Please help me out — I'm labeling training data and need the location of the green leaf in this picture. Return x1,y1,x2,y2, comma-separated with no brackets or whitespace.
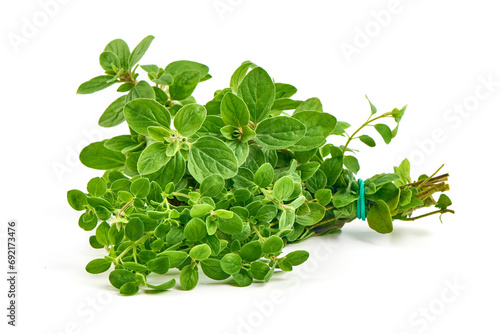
232,269,253,287
67,189,88,211
153,73,174,86
141,64,159,74
315,189,332,206
125,218,144,242
253,163,274,188
99,51,121,71
262,236,283,254
240,240,263,262
77,75,116,94
109,269,136,289
104,39,130,69
399,196,424,211
344,155,360,174
120,282,139,295
220,253,242,275
80,141,126,170
200,174,225,197
89,235,104,249
367,200,393,234
104,135,137,152
165,60,209,79
331,121,351,136
365,95,377,115
366,183,399,203
285,250,309,266
184,218,207,242
290,111,337,151
436,194,452,210
255,116,306,150
189,244,211,261
180,265,199,290
374,124,392,144
368,173,401,188
249,262,270,280
332,189,358,208
128,35,154,68
188,136,238,183
157,251,188,268
221,92,250,127
124,99,171,136
126,80,155,102
200,259,230,280
87,177,107,197
147,278,176,291
296,162,320,181
130,177,150,198
146,151,185,187
359,135,376,147
272,98,302,111
258,203,280,223
169,70,200,101
278,210,295,230
95,222,110,246
295,202,326,226
190,204,214,218
218,214,243,235
78,212,97,231
294,97,322,114
305,169,327,193
137,143,169,175
85,258,111,274
147,126,171,142
123,262,148,273
98,96,127,127
174,104,207,137
392,105,407,123
147,256,170,274
227,140,249,166
230,60,256,93
274,83,298,99
399,188,412,206
237,67,275,123
214,209,233,219
273,176,294,201
117,82,135,92
289,196,306,210
199,115,225,135
108,224,124,245
394,158,411,186
278,259,293,272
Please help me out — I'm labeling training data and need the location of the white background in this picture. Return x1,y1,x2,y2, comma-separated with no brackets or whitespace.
1,0,498,333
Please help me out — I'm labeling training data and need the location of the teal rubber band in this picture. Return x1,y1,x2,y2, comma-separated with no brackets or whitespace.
357,179,366,220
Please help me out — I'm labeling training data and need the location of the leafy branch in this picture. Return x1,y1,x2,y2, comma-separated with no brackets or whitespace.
68,36,453,295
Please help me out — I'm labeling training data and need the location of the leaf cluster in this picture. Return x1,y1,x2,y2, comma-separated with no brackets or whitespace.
69,36,453,295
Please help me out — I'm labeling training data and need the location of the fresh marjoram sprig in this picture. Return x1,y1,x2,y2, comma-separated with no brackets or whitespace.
67,36,453,295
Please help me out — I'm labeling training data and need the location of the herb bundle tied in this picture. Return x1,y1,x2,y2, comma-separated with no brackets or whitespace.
68,36,453,295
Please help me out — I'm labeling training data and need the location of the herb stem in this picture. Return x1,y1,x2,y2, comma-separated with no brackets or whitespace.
401,209,455,221
416,164,444,190
116,199,134,218
251,224,266,242
342,112,392,155
115,231,155,263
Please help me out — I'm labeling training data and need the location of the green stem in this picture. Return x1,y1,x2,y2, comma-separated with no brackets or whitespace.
171,192,190,199
251,224,266,242
416,164,444,190
400,209,455,221
115,231,154,263
341,112,392,155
